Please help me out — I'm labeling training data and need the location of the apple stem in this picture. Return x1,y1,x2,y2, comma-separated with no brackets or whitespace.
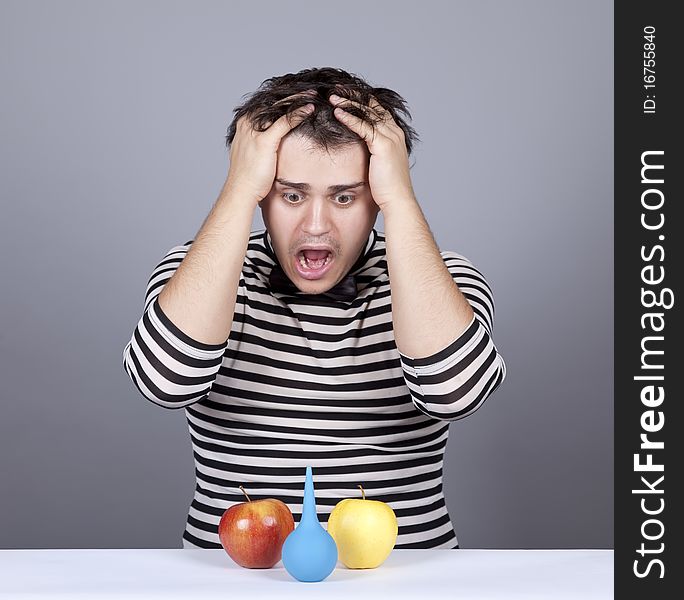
239,485,251,502
358,484,366,500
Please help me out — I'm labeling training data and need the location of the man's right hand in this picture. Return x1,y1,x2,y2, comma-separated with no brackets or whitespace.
224,91,317,206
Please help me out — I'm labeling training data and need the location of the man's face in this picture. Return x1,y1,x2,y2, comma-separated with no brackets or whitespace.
260,133,380,295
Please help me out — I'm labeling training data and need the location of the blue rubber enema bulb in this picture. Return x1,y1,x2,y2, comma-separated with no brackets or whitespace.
281,466,338,582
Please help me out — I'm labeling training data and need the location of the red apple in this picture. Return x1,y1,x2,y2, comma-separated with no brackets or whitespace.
218,486,295,569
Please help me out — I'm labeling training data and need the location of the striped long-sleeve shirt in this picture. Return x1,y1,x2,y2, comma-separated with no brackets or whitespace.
122,227,506,549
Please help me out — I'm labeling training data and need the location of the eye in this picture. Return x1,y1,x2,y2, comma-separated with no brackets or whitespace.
282,192,302,203
336,194,355,205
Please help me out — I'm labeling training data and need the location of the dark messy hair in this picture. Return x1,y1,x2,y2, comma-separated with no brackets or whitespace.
225,67,419,157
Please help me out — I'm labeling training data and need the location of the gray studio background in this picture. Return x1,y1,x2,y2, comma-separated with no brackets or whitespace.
0,0,613,549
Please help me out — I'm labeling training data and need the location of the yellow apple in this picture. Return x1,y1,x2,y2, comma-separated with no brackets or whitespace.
326,485,398,569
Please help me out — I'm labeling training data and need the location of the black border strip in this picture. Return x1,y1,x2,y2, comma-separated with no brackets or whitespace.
615,2,681,594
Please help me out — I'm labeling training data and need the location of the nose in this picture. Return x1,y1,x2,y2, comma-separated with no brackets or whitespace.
300,197,333,237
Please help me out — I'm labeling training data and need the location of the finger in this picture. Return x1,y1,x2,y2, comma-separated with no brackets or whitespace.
367,95,393,119
265,103,315,141
328,94,371,114
236,113,253,131
331,104,377,146
329,94,394,130
328,94,386,116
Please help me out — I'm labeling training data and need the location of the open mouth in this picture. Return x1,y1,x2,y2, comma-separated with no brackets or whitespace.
294,249,334,279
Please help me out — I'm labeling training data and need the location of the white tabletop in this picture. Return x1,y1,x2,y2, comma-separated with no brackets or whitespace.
0,548,613,599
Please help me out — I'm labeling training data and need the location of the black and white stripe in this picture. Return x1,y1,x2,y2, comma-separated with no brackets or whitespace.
123,228,506,550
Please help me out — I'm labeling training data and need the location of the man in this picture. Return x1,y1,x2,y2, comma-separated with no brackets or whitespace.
122,67,506,550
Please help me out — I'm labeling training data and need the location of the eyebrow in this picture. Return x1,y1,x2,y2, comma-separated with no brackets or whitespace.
275,179,366,195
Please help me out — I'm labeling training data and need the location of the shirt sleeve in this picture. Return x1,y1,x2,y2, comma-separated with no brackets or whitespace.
398,252,507,422
122,243,228,410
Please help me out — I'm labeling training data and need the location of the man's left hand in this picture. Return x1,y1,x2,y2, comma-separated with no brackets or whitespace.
328,94,416,211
